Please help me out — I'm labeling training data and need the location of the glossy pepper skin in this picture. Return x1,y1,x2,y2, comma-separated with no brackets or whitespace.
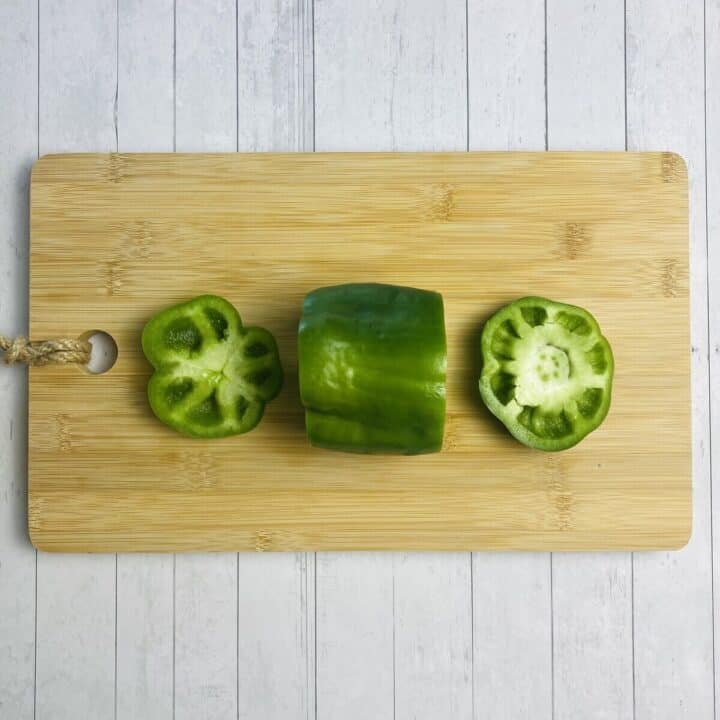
142,295,282,438
479,296,613,451
298,283,447,454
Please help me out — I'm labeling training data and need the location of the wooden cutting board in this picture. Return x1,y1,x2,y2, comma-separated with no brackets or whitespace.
28,152,690,552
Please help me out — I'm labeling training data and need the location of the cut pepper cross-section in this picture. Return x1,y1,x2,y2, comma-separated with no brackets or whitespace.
479,296,614,451
142,295,282,438
298,283,447,454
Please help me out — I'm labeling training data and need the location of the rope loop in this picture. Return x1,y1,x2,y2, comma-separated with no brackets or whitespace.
0,334,91,366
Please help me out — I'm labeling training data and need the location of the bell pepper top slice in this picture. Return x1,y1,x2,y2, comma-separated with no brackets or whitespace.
479,296,613,451
142,295,282,438
298,283,447,454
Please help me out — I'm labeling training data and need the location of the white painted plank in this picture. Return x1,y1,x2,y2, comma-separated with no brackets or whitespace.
237,0,313,153
35,3,117,719
315,553,394,720
235,4,315,719
35,556,116,720
546,3,634,719
175,0,236,153
0,2,37,718
708,0,720,711
394,554,473,719
174,555,236,720
546,0,625,151
467,3,552,718
237,554,314,720
115,3,174,719
174,2,237,718
117,0,175,152
116,555,174,720
467,0,546,150
39,1,117,153
315,0,466,152
315,3,471,719
627,1,714,717
471,555,551,719
552,562,631,720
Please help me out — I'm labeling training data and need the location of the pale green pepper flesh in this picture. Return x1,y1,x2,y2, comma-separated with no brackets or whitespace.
479,296,613,451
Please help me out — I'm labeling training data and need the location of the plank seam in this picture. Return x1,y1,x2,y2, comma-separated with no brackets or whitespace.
392,555,397,720
466,3,474,716
172,555,176,720
470,554,475,719
631,555,636,720
550,554,555,720
114,554,118,720
33,551,37,720
114,4,119,718
311,0,316,154
172,0,177,154
235,2,240,717
465,0,469,153
37,0,40,159
625,4,637,719
113,0,119,153
544,0,549,151
235,0,239,154
236,552,239,720
703,2,717,718
34,2,39,716
313,552,317,720
172,6,177,719
623,0,628,152
545,3,554,717
307,4,318,718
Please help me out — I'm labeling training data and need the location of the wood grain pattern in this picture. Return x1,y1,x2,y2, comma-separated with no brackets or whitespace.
28,151,690,552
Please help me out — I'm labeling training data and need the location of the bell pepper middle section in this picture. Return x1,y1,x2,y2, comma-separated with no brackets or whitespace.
298,283,447,455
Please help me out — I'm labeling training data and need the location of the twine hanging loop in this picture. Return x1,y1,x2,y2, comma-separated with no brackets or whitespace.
0,334,91,366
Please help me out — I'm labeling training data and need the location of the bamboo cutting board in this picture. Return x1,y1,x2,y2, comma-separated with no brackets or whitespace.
29,152,690,552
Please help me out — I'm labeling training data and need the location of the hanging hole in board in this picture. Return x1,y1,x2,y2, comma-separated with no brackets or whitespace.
80,330,118,374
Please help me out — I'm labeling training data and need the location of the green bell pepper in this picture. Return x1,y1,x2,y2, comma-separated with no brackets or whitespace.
479,296,613,451
298,283,447,454
142,295,282,438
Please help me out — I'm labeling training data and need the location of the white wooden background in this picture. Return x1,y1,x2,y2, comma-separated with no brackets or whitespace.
0,1,717,718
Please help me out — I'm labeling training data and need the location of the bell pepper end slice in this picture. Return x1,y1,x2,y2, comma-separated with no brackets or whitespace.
142,295,282,439
479,296,614,451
